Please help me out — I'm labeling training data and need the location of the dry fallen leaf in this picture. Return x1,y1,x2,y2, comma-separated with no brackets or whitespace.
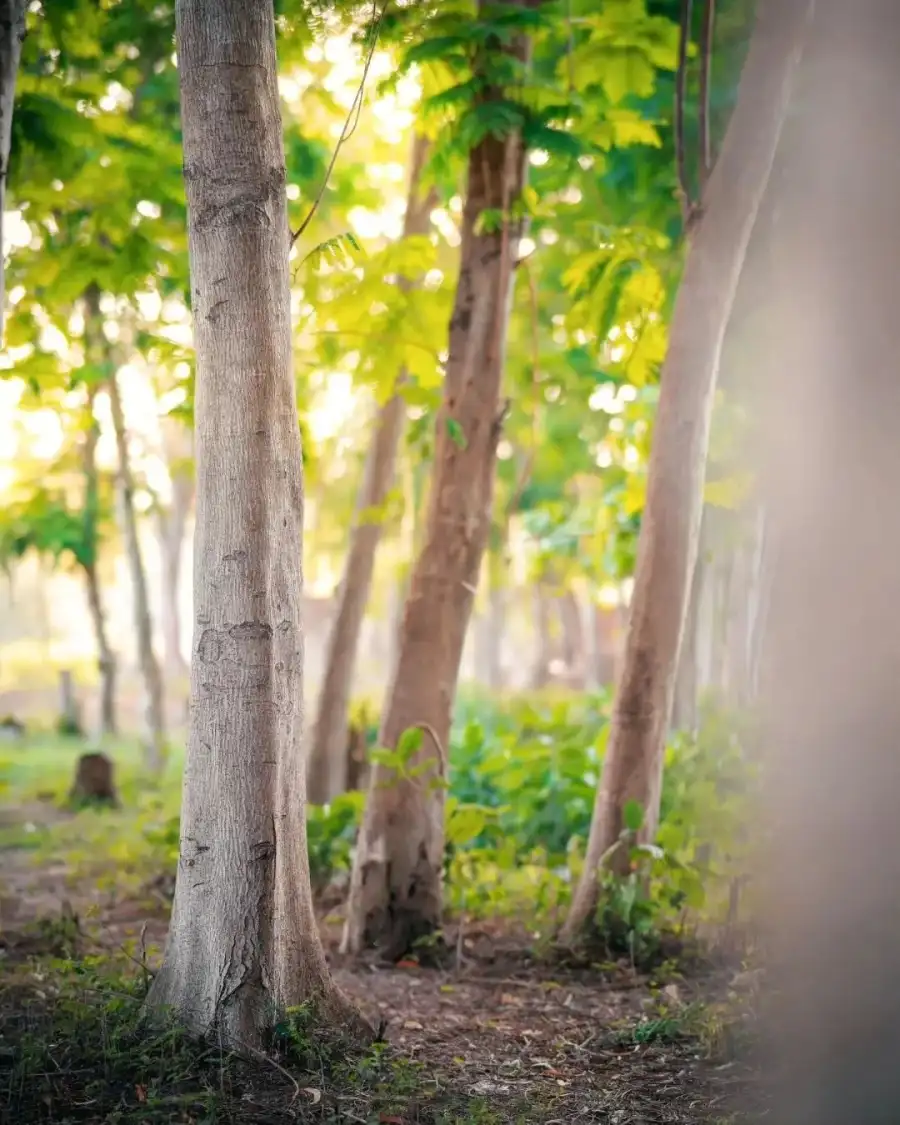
403,1019,423,1030
135,1085,147,1103
302,1088,322,1104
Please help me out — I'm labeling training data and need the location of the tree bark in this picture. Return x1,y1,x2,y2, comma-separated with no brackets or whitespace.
145,0,367,1051
307,133,434,806
0,0,26,339
561,0,812,943
108,368,167,775
341,1,537,960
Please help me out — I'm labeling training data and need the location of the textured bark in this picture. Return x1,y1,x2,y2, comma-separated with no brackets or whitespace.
561,0,812,943
342,2,536,960
0,0,26,339
145,0,367,1051
108,368,167,774
307,133,435,806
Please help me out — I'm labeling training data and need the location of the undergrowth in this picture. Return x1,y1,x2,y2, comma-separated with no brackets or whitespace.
0,689,756,966
0,950,534,1124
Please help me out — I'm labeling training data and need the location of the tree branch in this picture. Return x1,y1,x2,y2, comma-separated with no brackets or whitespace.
675,0,696,226
698,0,716,186
289,0,389,248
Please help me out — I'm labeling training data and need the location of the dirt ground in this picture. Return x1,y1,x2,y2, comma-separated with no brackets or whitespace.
0,802,757,1124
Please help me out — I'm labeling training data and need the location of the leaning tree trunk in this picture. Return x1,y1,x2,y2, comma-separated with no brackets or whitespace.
107,370,167,775
307,132,435,806
341,1,537,960
561,0,812,942
145,0,368,1051
0,0,27,339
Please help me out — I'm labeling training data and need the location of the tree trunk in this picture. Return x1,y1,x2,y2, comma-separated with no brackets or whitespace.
561,0,811,943
307,133,435,806
58,669,81,734
156,418,194,681
558,588,586,688
672,538,703,734
108,369,167,774
759,3,900,1116
83,560,117,738
485,550,506,691
529,580,553,689
145,0,367,1051
80,389,117,738
341,2,536,960
0,0,26,338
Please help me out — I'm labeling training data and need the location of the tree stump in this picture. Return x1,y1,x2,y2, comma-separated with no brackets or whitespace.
69,753,118,807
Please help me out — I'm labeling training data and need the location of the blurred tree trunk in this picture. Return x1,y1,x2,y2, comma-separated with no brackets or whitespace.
80,391,117,737
0,0,27,338
307,133,435,805
558,588,586,688
107,364,167,774
145,0,368,1052
529,579,553,688
342,1,537,960
561,0,809,943
156,418,194,682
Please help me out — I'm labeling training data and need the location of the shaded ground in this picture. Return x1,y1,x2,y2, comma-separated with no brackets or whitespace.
0,802,756,1124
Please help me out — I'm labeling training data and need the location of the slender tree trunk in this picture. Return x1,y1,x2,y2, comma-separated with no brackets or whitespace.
485,548,506,691
145,0,368,1051
80,390,118,738
341,2,537,960
108,370,167,774
307,134,435,805
0,0,26,339
558,588,586,688
82,561,117,738
156,418,194,680
561,0,811,943
529,580,553,688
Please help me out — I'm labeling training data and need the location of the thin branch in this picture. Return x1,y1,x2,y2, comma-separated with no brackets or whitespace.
698,0,716,185
675,0,694,225
289,0,389,248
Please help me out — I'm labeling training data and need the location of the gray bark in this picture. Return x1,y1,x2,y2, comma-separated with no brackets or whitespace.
145,0,367,1051
0,0,26,338
562,0,813,942
306,133,435,806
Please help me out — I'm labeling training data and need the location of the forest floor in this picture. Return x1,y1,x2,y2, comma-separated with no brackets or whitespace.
0,799,759,1124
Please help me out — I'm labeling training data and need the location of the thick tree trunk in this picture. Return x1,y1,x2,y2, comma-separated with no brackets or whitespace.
307,134,434,806
0,0,26,338
561,0,811,943
759,3,900,1116
108,370,167,774
145,0,367,1051
341,2,536,960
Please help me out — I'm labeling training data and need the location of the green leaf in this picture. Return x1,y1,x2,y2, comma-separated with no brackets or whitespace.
446,418,467,449
623,799,645,833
